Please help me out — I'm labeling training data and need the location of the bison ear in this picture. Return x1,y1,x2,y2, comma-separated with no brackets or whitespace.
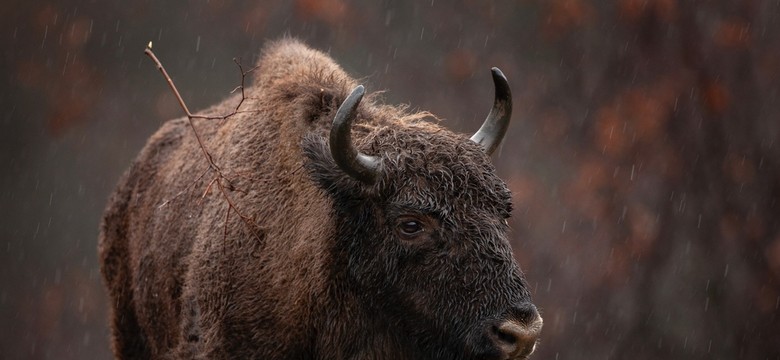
301,133,360,196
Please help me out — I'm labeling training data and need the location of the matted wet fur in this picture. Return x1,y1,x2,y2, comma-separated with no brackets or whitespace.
99,39,538,359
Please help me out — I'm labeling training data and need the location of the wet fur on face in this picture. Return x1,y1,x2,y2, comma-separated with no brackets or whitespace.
303,124,529,358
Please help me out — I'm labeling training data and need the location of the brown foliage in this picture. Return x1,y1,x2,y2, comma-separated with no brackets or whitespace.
16,3,103,135
542,0,594,39
295,0,349,24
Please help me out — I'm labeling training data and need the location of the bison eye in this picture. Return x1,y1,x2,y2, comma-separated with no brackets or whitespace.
400,220,423,235
396,216,427,240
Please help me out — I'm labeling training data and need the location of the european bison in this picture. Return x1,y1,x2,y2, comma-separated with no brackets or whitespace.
99,39,542,359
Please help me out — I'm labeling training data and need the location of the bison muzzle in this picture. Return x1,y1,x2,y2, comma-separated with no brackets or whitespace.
99,39,542,359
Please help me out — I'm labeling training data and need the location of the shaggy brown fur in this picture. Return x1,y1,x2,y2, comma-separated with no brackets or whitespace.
99,39,538,359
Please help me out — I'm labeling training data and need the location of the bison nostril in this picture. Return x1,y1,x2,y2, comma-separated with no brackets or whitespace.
490,316,543,359
494,324,518,344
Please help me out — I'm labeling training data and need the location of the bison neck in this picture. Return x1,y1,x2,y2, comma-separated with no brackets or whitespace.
316,281,417,359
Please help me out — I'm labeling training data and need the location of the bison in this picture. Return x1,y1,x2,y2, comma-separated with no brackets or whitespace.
99,39,542,359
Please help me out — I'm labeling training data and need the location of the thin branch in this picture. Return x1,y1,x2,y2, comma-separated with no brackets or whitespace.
144,46,195,117
143,47,260,120
199,176,220,205
144,42,263,244
158,166,212,208
144,45,218,170
217,178,264,243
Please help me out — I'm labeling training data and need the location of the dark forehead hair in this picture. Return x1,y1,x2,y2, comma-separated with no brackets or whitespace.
359,121,513,220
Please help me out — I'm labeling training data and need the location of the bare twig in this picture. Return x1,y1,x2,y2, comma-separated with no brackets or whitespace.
216,178,264,243
144,45,218,170
201,176,219,201
158,166,212,208
144,42,262,243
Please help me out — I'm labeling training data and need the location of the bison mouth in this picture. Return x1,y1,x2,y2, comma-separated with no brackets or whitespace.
465,306,542,360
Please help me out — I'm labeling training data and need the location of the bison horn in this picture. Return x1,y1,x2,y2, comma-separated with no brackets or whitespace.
470,67,513,155
330,85,382,184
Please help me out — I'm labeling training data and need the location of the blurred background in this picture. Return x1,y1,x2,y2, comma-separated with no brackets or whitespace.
1,0,779,358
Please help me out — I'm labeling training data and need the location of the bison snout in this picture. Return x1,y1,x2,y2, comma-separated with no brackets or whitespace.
489,305,543,359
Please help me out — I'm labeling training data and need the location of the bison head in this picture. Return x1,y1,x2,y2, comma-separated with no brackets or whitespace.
303,69,542,359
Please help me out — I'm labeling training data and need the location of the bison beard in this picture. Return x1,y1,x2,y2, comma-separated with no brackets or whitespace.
99,39,542,359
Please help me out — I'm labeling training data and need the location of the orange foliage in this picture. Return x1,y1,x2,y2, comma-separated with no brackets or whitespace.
766,238,780,281
64,16,92,47
719,213,741,244
626,204,659,255
755,284,780,314
596,83,679,156
445,49,477,81
722,152,755,184
49,97,92,135
541,0,594,39
39,284,65,336
564,158,610,222
625,89,667,144
594,105,629,158
714,19,751,49
295,0,348,25
34,4,60,31
16,4,103,135
701,79,730,115
618,0,677,23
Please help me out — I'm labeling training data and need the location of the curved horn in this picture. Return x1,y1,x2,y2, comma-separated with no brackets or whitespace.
470,67,513,155
330,85,382,184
